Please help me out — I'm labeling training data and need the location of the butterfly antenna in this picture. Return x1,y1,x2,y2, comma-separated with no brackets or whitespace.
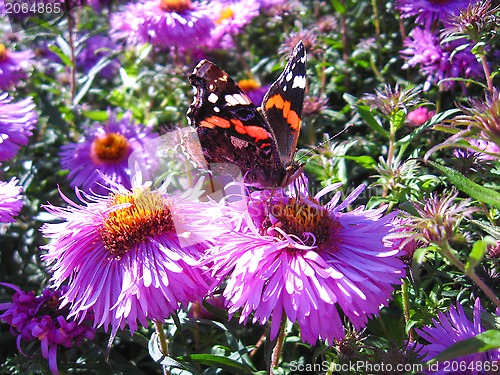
296,123,353,162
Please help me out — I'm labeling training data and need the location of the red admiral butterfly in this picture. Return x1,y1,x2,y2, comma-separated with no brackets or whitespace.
186,41,306,189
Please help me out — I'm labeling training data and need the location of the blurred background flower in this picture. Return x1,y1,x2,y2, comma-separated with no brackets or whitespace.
0,92,37,161
59,109,157,194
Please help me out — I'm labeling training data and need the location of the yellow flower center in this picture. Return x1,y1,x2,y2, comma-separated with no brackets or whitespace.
159,0,192,12
238,78,260,92
266,198,338,246
0,44,7,62
100,188,175,259
90,132,130,165
216,6,234,24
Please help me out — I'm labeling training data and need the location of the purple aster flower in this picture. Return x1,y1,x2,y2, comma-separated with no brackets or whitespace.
237,79,270,106
204,180,406,344
59,109,157,195
207,0,260,49
41,178,211,335
0,283,96,375
395,0,476,28
76,35,120,80
110,0,214,50
0,178,23,223
453,138,500,161
401,28,483,91
416,299,500,375
0,92,38,161
0,44,34,90
257,0,286,10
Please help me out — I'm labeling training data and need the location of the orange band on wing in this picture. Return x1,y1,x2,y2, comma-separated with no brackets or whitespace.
200,116,231,129
265,94,301,131
265,94,285,110
231,118,270,142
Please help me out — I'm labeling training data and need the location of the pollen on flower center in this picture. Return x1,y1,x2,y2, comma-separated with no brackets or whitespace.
267,198,338,246
159,0,192,12
238,78,260,91
0,44,7,61
100,189,175,259
90,132,130,165
217,6,235,24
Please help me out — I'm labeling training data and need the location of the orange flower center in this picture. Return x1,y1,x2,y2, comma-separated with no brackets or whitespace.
159,0,192,12
0,44,7,62
216,6,234,24
238,78,260,92
90,132,130,165
266,198,338,246
100,189,175,259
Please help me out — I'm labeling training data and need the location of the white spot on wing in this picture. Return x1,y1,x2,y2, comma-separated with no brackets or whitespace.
208,93,219,103
214,107,220,112
292,75,306,89
286,71,293,81
225,93,251,106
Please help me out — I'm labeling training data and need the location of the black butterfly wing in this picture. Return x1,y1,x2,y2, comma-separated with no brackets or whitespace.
262,41,306,166
186,60,285,188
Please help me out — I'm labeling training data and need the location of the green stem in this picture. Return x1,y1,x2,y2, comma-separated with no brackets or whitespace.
270,318,287,374
155,320,170,375
439,241,500,309
371,0,381,38
401,278,414,342
480,54,493,93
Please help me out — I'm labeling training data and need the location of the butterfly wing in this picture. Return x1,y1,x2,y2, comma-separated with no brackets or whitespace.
262,41,306,166
187,60,285,188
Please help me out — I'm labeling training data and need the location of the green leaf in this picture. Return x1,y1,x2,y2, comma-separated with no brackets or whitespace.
465,238,495,274
395,109,461,148
341,155,377,169
329,0,346,13
48,44,73,67
430,330,500,363
391,109,406,131
148,333,187,370
178,354,253,374
471,220,500,239
81,110,109,121
355,104,390,138
427,160,500,210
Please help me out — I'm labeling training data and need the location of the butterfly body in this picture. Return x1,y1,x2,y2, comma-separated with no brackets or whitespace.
186,41,306,189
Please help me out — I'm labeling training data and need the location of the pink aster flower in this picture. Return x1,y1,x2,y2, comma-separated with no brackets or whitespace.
207,0,260,49
416,298,500,375
205,180,406,344
59,109,157,195
0,178,23,223
0,92,38,161
41,179,211,335
401,28,483,91
0,283,96,375
110,0,214,50
396,0,476,28
407,107,435,127
0,44,34,90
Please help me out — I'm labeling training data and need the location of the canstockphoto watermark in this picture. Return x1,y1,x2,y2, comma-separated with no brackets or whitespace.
289,360,500,374
289,360,426,374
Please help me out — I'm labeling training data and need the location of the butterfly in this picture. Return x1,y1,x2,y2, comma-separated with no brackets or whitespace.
186,41,306,189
